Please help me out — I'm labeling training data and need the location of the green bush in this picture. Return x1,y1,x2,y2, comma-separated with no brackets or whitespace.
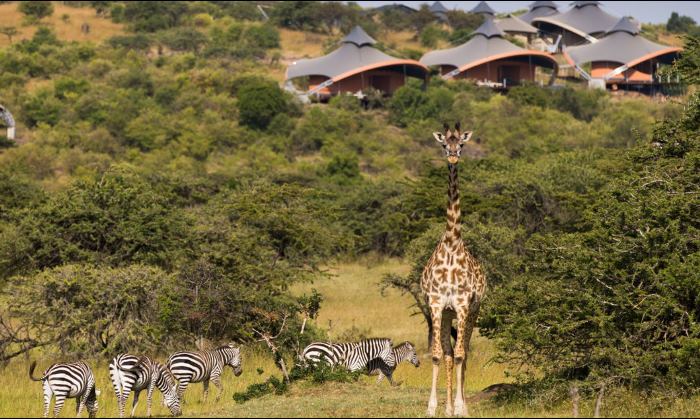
2,264,178,356
18,1,54,21
236,77,292,130
123,1,189,32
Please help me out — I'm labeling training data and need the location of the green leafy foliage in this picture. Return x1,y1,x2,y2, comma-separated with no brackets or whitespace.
18,1,54,21
2,264,177,357
236,76,296,130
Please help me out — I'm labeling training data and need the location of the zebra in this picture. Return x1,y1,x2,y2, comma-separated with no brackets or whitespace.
301,338,394,372
109,353,182,417
29,360,98,418
367,341,421,385
166,343,242,402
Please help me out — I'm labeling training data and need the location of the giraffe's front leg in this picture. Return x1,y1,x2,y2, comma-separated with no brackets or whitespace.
427,307,443,417
441,314,455,417
453,308,469,417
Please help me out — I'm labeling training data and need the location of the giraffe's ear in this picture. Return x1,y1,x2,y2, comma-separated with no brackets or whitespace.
459,131,473,144
433,132,445,143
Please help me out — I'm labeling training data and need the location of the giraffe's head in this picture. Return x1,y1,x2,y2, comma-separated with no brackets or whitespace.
433,122,472,164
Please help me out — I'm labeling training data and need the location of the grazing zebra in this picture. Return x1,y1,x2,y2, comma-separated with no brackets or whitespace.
167,343,242,402
109,353,182,417
367,341,421,385
29,360,98,418
301,338,394,372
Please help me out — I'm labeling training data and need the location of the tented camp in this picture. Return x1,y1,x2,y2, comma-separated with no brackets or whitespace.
0,105,15,141
285,26,428,100
429,1,449,22
563,17,682,90
532,1,619,47
518,1,559,24
420,19,558,87
469,1,496,19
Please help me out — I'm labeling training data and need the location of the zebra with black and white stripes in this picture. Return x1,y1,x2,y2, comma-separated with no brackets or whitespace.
29,360,98,418
301,338,394,373
166,343,242,402
109,353,182,417
367,341,421,385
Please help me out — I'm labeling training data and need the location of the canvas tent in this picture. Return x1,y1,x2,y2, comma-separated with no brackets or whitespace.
285,26,428,99
420,19,558,86
0,105,15,141
563,17,682,85
429,1,449,21
532,1,619,46
495,14,538,38
519,1,559,24
469,1,496,19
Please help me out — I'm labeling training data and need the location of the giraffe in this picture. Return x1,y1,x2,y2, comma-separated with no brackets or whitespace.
422,122,487,417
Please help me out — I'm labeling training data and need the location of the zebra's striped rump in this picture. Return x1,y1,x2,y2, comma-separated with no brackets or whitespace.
29,360,98,418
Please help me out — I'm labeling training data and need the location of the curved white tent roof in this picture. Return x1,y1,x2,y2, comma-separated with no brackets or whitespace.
496,14,538,35
470,1,496,17
285,26,428,87
563,17,682,79
532,1,619,42
420,19,558,78
519,1,559,24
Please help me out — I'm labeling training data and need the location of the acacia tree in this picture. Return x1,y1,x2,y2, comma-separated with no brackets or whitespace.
0,26,19,43
18,1,54,21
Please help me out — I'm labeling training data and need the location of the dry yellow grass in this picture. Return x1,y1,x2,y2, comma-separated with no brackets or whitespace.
0,1,124,47
279,28,331,60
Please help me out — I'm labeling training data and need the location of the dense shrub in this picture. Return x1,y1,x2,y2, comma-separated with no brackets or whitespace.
18,1,53,21
236,77,294,130
123,1,189,32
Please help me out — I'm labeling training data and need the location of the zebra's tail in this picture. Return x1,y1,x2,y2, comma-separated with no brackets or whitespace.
28,360,43,381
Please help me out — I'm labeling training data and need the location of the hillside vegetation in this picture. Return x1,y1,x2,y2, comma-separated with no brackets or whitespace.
0,1,698,417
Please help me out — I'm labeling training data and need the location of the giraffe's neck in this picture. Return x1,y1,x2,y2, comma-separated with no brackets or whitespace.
445,163,461,241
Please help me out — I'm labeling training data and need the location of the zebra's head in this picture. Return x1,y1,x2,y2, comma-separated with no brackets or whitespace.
221,343,242,376
160,365,182,416
400,341,420,368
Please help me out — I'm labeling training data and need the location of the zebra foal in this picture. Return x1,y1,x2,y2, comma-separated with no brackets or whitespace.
109,353,182,417
167,343,242,402
367,341,420,385
29,360,98,418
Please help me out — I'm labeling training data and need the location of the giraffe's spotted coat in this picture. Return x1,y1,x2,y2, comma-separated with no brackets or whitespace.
422,123,486,417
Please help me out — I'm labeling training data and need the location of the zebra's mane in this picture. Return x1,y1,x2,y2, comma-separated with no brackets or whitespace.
395,341,414,349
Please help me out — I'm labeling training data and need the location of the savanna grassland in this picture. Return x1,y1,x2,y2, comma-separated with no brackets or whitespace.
0,1,699,418
3,259,699,417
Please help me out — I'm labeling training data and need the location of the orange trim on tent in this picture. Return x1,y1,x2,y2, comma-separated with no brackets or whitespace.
329,60,429,84
561,49,576,67
623,47,682,69
456,50,558,74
